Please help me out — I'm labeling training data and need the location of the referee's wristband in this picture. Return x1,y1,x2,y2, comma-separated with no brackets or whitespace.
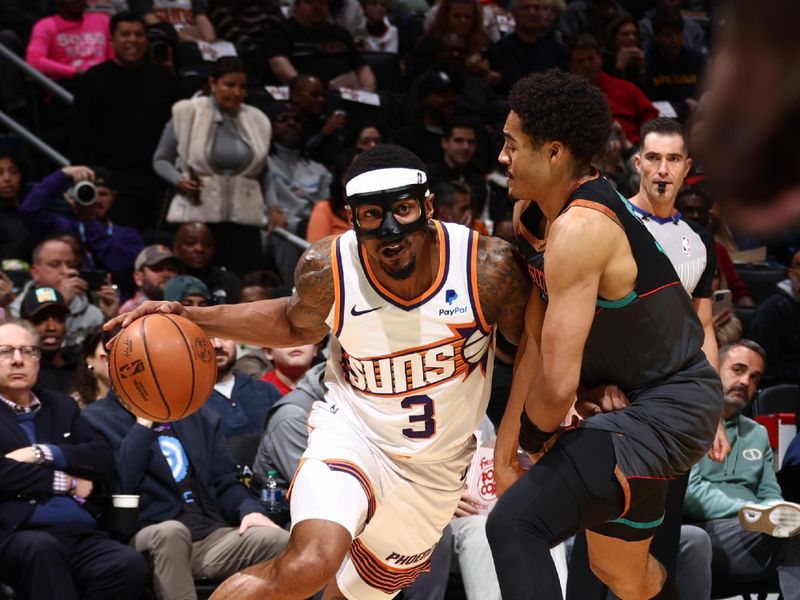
519,411,557,454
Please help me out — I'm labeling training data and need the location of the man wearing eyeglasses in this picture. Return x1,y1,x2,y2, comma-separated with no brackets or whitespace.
0,319,148,600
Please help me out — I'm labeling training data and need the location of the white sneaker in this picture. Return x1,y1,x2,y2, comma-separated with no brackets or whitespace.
738,501,800,538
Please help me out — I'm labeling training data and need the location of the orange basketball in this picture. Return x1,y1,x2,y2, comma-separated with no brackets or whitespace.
109,313,217,422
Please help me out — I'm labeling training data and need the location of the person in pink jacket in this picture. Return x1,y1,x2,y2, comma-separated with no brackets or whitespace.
26,0,114,81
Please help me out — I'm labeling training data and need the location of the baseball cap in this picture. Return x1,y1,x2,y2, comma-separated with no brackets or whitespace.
417,70,455,101
164,275,210,302
134,244,177,272
20,286,69,319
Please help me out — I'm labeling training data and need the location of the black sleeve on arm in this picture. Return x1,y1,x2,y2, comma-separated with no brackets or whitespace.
688,219,716,299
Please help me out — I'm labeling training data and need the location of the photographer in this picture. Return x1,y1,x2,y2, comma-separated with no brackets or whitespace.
18,165,143,301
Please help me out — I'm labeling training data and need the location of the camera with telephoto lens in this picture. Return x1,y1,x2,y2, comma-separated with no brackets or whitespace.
70,180,96,206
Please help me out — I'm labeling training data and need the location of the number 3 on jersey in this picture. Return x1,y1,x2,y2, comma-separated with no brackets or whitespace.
401,395,436,439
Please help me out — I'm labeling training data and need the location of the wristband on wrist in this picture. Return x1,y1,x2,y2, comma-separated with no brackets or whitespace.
519,410,557,454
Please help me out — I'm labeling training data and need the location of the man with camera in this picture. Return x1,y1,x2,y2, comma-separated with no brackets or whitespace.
19,164,143,301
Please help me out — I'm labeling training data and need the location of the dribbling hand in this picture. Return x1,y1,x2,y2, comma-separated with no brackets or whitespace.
103,301,187,346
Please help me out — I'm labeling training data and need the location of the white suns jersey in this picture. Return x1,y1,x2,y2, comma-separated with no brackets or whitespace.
323,220,495,461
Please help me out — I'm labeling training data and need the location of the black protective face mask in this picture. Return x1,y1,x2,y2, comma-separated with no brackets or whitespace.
348,183,429,243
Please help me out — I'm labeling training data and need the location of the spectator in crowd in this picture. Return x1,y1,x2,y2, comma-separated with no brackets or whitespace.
119,244,180,313
69,327,110,407
487,0,567,95
538,0,566,42
602,15,646,89
155,57,271,276
675,186,755,307
0,151,33,262
261,342,320,397
9,237,104,353
639,0,706,55
306,150,356,243
415,32,503,136
289,74,347,166
238,269,282,303
208,0,284,67
558,0,628,46
132,0,217,43
25,0,114,82
265,101,332,283
0,319,149,600
431,181,487,234
204,335,282,439
82,389,290,600
329,0,367,44
749,249,800,386
710,268,743,347
19,165,144,298
262,0,375,90
427,118,488,213
20,286,76,393
360,0,397,53
644,8,704,116
409,0,494,84
680,340,800,600
570,34,657,144
71,11,181,233
164,274,212,307
350,122,383,153
172,222,241,304
392,70,457,165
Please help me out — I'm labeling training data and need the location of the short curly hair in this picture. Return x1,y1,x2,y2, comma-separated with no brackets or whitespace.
508,70,612,170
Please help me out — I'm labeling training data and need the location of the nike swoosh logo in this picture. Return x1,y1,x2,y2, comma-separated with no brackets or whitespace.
350,305,382,317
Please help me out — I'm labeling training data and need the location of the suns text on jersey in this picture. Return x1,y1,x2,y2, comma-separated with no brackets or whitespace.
339,324,488,397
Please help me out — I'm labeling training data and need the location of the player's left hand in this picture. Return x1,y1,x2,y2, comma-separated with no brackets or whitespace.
708,421,731,462
238,512,281,534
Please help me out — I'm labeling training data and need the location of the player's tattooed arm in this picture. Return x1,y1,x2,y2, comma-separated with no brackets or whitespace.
477,236,530,346
284,237,336,344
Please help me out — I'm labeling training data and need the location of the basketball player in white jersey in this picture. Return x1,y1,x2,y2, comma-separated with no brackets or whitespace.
107,145,530,600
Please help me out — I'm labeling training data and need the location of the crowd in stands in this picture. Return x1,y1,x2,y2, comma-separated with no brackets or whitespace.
1,0,800,598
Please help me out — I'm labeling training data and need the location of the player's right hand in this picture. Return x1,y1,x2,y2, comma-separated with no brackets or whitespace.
104,300,187,336
575,384,629,418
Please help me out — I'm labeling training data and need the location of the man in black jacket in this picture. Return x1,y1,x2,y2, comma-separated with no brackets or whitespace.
83,391,289,600
71,11,181,232
0,319,148,600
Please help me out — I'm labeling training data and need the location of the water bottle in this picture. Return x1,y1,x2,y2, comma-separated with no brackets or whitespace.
260,470,284,513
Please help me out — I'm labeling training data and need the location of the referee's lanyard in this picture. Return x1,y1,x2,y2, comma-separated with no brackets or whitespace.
77,221,113,270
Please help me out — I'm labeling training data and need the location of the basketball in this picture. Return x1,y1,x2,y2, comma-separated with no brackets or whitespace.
109,313,217,422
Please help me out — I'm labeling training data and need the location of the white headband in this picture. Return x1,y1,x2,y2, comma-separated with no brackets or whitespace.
346,168,428,197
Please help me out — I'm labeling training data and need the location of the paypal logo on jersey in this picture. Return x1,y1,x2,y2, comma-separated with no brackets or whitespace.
440,289,467,316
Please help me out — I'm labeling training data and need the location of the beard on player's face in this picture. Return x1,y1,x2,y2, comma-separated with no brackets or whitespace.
383,254,417,280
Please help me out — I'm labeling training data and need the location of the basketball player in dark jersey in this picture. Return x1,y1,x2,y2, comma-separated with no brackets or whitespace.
487,70,723,600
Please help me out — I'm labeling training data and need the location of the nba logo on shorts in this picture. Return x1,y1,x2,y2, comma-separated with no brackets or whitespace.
445,290,458,305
